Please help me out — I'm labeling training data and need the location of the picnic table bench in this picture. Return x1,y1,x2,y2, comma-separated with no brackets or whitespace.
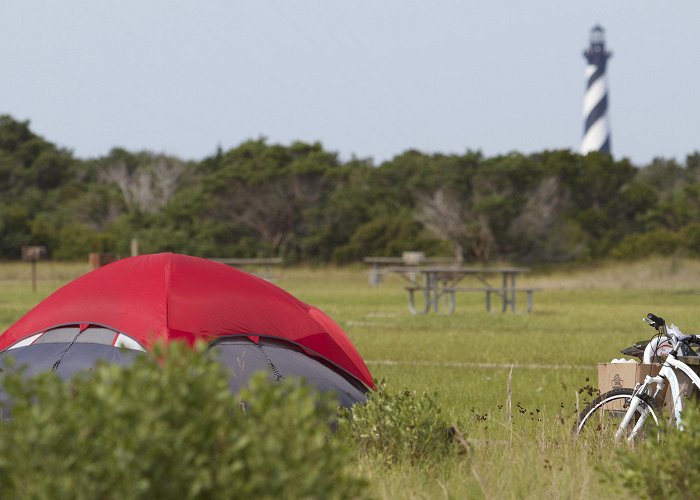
441,286,542,314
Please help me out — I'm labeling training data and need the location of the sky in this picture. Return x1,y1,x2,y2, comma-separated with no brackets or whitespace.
1,1,698,166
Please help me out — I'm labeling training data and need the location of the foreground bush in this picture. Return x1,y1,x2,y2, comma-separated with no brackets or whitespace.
0,343,366,499
619,403,700,499
338,380,454,465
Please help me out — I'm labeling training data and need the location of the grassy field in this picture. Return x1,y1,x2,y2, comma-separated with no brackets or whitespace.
2,257,700,498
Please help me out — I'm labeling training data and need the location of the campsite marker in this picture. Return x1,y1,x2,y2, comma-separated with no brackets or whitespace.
21,245,46,292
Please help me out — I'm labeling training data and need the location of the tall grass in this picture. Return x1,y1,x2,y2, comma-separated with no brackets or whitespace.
1,257,697,498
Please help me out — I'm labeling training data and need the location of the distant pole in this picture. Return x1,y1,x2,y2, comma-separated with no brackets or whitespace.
581,25,612,155
22,246,46,292
131,238,140,257
31,261,37,292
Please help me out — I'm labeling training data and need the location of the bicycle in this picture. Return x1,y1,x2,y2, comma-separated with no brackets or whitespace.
576,313,700,441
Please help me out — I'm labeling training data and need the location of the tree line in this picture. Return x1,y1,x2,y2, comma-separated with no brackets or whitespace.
1,114,699,264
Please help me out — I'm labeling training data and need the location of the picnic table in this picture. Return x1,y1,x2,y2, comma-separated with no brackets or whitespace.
363,254,457,286
380,265,536,315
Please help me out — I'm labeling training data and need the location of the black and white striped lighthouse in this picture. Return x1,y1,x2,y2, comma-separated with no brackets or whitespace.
581,25,612,155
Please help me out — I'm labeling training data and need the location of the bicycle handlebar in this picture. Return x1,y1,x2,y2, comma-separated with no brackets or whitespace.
645,313,700,346
676,333,700,345
645,313,666,329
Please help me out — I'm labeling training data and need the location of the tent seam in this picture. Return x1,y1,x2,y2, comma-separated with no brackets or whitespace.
165,253,173,335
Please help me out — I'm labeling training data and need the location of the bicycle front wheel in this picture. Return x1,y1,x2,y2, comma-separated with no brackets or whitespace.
576,388,660,441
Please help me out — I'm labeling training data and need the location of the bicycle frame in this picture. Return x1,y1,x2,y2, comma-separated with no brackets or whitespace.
663,356,700,427
616,353,700,441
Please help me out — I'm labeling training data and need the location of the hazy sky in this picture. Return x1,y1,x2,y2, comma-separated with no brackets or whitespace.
2,1,698,166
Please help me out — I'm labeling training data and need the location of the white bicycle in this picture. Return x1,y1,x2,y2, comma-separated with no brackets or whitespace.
576,313,700,441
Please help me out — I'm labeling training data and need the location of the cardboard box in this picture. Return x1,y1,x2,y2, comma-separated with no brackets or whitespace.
597,362,660,393
597,363,663,411
598,362,696,413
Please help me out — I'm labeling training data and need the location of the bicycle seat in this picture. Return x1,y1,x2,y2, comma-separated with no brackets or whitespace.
620,340,650,361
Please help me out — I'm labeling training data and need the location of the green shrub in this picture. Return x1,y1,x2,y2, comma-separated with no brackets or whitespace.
610,230,685,260
619,403,700,499
338,380,454,465
0,342,367,500
332,216,449,263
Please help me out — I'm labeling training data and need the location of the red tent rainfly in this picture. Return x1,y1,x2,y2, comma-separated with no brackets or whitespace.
0,253,373,406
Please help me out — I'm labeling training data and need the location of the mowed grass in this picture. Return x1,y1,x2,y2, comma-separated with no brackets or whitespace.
2,257,700,498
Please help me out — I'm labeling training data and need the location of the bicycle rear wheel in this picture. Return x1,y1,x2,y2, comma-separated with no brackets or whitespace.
576,388,660,441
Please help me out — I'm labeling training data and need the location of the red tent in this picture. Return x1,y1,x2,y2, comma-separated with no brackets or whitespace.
0,254,373,404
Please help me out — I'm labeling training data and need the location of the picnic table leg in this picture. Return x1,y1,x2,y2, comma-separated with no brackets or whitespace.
369,265,381,286
485,289,491,312
407,288,417,315
501,274,508,312
407,287,431,315
500,272,517,313
430,273,440,313
437,287,456,315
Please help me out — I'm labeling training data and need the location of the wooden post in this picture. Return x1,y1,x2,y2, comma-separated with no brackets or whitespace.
22,246,46,293
31,260,37,292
